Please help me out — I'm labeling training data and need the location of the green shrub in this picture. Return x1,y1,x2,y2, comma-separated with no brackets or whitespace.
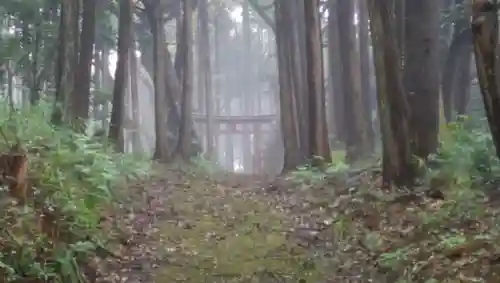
286,152,349,186
428,116,499,186
188,155,223,177
0,102,150,282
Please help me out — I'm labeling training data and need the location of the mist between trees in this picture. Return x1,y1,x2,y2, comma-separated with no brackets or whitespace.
1,0,500,282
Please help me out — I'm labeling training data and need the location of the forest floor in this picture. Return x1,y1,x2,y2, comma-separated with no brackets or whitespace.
95,164,500,283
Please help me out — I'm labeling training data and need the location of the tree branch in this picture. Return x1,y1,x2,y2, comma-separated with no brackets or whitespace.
247,0,276,32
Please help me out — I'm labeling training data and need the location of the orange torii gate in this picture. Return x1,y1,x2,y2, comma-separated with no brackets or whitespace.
192,113,277,174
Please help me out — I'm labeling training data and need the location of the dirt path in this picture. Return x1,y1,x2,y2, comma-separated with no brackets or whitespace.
96,170,182,283
96,168,314,283
95,166,500,283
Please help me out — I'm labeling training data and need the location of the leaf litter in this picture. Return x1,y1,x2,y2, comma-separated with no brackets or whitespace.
96,165,500,283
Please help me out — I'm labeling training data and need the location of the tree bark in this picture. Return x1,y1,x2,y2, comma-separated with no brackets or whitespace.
442,27,473,121
176,0,195,159
403,0,440,159
471,0,500,159
368,0,414,187
303,0,331,165
52,0,78,124
327,0,344,144
442,0,473,120
101,48,113,130
145,0,171,161
198,0,214,157
109,0,133,152
293,0,310,159
174,18,184,89
357,0,375,149
393,0,405,60
136,10,201,156
30,14,42,105
92,46,101,120
337,0,373,162
275,0,302,171
129,46,142,153
73,0,97,130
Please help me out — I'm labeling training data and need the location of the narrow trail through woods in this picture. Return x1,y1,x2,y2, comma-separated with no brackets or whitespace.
95,165,500,283
97,167,296,283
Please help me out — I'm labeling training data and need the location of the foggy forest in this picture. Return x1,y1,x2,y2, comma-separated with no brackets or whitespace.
0,0,500,282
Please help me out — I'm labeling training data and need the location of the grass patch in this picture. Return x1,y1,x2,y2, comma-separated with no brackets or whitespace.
152,177,324,282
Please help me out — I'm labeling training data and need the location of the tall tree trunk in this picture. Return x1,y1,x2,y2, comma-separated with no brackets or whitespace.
471,0,500,159
442,28,473,121
303,0,331,165
130,46,142,153
440,0,456,69
73,0,97,130
442,0,472,120
101,48,113,130
241,0,253,170
198,0,214,157
337,0,373,162
74,0,81,60
393,0,405,60
177,0,194,158
138,35,154,76
293,0,311,159
368,0,414,187
7,61,14,108
92,47,101,120
174,18,184,87
403,0,440,159
136,24,201,154
327,0,344,144
357,0,375,148
145,1,171,161
275,0,302,171
52,0,78,124
455,53,473,116
30,15,42,105
109,0,133,152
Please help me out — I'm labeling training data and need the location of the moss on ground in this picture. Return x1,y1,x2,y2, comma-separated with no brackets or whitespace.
152,178,324,282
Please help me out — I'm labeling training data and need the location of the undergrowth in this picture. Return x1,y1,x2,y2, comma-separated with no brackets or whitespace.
187,155,223,178
428,116,500,188
287,150,348,186
280,116,500,282
0,103,150,282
